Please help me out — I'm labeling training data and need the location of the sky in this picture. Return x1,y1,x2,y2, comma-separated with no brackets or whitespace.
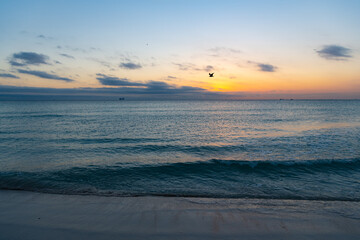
0,0,359,100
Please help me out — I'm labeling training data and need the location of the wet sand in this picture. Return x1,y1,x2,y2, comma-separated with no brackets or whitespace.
0,190,359,240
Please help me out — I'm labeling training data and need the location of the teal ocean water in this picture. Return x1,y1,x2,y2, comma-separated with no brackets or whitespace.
0,100,359,200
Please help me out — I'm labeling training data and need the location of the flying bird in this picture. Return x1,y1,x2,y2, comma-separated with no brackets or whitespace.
209,73,214,77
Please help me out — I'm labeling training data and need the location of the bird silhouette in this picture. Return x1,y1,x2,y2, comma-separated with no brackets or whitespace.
209,73,214,77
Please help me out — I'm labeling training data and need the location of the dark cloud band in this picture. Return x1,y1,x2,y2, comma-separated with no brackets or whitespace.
0,73,20,79
0,82,208,100
96,73,204,95
96,74,145,86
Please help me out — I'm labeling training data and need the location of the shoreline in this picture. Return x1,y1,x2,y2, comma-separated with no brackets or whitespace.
1,190,359,240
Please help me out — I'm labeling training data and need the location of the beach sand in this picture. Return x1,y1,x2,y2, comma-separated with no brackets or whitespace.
0,190,359,240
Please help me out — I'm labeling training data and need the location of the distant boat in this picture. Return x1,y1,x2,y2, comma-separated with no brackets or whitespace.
119,97,125,101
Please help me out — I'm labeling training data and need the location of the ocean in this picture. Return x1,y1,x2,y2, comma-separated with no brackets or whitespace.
0,100,359,201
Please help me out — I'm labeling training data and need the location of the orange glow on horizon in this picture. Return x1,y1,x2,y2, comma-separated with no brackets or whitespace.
198,75,360,94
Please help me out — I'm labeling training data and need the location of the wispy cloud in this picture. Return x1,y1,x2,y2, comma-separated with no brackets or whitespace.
173,63,215,72
316,45,352,60
96,73,145,86
59,53,75,59
173,63,193,71
37,34,54,40
88,58,114,70
18,69,74,82
0,73,20,79
56,45,99,54
208,47,241,57
204,65,214,72
119,62,142,70
9,52,50,67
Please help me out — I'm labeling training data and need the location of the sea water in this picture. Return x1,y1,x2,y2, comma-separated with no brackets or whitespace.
0,100,359,200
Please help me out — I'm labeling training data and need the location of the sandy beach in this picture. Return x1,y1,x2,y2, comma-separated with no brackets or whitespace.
0,190,359,240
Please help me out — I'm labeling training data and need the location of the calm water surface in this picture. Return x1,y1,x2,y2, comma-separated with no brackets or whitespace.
0,100,359,200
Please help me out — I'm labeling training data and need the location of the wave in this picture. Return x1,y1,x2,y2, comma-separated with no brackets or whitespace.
1,158,360,201
53,137,165,144
208,157,360,170
0,114,65,119
0,140,250,154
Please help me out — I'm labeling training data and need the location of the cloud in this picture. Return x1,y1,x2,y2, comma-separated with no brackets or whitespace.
18,69,74,82
146,81,170,90
204,65,214,72
119,62,142,70
248,61,277,72
167,76,177,79
56,45,99,54
2,84,359,101
173,63,215,72
96,73,205,95
0,73,20,79
316,45,352,60
209,47,241,53
60,53,75,59
89,58,114,69
96,73,145,86
208,47,241,56
37,34,53,40
9,52,49,66
208,47,242,59
173,63,194,71
144,81,205,94
257,63,277,72
0,83,210,100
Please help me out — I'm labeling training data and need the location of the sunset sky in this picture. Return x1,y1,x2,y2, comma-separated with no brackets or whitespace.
0,0,359,100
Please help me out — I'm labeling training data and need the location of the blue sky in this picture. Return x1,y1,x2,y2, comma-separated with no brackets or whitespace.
1,0,359,100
